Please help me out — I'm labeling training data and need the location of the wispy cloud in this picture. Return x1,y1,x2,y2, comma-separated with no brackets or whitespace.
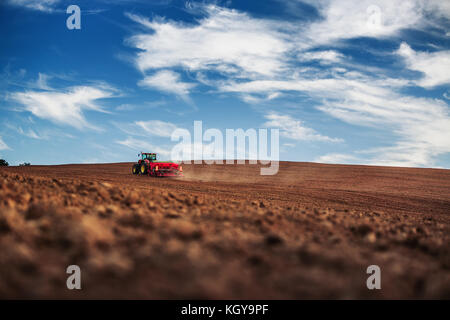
222,72,450,167
315,153,359,164
6,0,60,13
0,136,10,150
116,137,171,157
264,113,341,142
9,84,116,130
17,127,43,139
138,70,195,102
6,2,447,168
120,2,450,167
317,86,450,167
115,104,135,111
300,50,344,64
3,121,77,141
135,120,179,138
113,119,180,138
300,0,423,47
397,42,450,88
35,73,52,90
125,7,292,78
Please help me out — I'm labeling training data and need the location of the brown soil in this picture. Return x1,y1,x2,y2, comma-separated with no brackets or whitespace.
0,161,449,299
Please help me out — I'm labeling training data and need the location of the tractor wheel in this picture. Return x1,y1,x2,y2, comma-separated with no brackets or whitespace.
132,164,139,175
140,163,148,175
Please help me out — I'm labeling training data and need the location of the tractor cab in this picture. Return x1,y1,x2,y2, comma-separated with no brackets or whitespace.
140,152,157,162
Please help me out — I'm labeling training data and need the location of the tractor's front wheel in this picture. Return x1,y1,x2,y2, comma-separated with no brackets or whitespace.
132,164,139,175
140,163,148,175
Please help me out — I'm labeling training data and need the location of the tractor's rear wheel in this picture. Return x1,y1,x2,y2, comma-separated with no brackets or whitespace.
132,164,139,175
140,163,148,175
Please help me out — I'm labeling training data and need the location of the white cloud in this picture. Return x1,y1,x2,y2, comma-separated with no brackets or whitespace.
6,0,60,12
264,113,341,142
124,2,450,95
316,153,359,164
397,42,450,87
116,137,171,157
221,77,409,97
300,50,344,63
18,127,43,139
125,7,292,78
283,143,295,148
300,0,437,48
135,120,179,138
241,91,282,104
221,74,450,167
126,2,448,168
115,104,135,111
318,89,450,167
3,122,74,140
118,3,449,167
420,1,450,24
125,2,450,167
10,85,115,130
0,136,10,150
138,70,195,102
113,119,180,138
36,73,52,90
124,1,450,83
124,1,450,85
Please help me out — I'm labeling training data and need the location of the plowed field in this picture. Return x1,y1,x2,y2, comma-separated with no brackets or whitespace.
1,161,449,298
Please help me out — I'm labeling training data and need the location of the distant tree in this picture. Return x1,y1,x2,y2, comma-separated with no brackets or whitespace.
19,162,31,166
0,159,9,166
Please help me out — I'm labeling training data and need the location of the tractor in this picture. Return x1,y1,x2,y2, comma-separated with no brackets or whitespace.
132,152,183,177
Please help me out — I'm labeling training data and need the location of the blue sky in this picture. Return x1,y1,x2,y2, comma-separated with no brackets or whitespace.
0,0,449,167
